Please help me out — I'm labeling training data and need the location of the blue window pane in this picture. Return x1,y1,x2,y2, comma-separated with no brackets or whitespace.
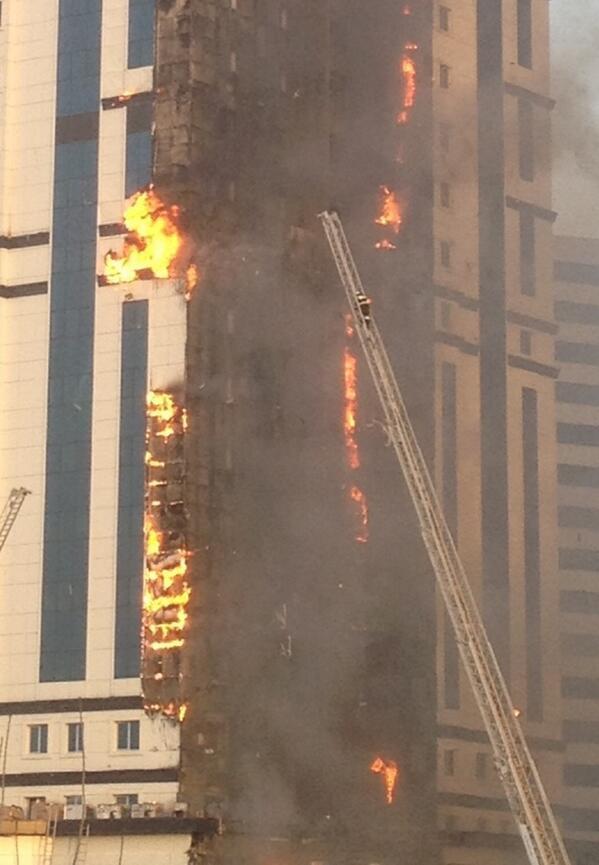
125,131,152,197
115,302,148,678
128,0,155,69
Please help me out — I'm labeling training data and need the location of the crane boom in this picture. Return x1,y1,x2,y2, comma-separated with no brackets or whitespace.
0,488,30,554
319,210,571,865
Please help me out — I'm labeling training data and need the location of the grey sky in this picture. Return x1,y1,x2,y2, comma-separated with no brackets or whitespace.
552,0,599,236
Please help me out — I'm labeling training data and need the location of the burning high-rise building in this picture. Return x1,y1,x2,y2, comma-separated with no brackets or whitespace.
0,1,586,864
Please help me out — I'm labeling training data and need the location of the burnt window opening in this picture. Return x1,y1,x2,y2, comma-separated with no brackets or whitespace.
475,752,488,779
440,301,451,329
519,211,536,296
440,123,451,153
518,98,535,181
517,0,533,68
520,329,532,356
439,5,450,31
443,748,456,776
440,240,451,268
441,181,451,208
440,64,450,89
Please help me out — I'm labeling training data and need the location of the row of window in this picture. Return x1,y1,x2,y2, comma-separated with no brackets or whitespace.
442,748,490,779
437,1,533,68
28,720,140,755
436,213,537,298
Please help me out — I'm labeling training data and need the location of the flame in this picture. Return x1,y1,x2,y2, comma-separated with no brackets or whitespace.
142,389,189,723
375,239,397,251
375,186,402,235
397,49,417,125
350,485,369,544
344,339,360,471
371,757,398,805
104,189,184,284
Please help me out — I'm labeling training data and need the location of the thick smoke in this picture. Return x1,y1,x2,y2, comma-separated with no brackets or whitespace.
552,0,599,236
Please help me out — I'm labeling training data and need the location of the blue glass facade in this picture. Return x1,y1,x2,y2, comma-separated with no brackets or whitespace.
115,301,149,679
40,0,102,683
126,131,152,197
128,0,155,69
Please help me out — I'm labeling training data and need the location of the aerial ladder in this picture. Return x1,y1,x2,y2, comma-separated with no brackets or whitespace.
0,488,29,554
319,210,571,865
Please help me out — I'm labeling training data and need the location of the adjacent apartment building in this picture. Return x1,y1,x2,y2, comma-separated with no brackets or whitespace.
0,1,575,865
555,236,599,858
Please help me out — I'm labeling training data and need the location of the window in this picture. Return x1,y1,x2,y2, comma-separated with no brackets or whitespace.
518,99,534,181
280,8,288,29
517,0,532,68
520,329,532,356
440,182,451,208
440,301,451,329
67,722,83,753
440,64,450,89
440,240,451,268
29,724,48,754
439,5,450,31
445,814,457,830
443,748,456,776
229,51,237,73
65,796,82,806
475,752,488,779
26,797,46,819
115,794,139,806
230,0,237,8
440,124,450,153
519,211,535,296
117,720,140,751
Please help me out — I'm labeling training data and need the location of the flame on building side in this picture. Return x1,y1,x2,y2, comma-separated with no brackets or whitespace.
371,756,399,804
344,316,369,543
103,187,198,294
142,390,189,723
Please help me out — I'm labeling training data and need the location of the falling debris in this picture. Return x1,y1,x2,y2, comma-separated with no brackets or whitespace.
104,187,198,295
142,389,189,722
371,757,399,805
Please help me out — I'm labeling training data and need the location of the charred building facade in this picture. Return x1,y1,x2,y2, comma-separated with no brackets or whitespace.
0,1,572,865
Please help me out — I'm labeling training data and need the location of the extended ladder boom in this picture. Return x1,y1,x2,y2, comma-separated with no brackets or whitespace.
0,488,30,554
319,210,571,865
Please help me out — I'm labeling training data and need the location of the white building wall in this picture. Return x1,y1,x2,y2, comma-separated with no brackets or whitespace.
0,0,187,809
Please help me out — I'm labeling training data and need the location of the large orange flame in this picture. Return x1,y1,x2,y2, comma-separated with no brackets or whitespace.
375,186,402,235
104,188,198,293
371,757,398,805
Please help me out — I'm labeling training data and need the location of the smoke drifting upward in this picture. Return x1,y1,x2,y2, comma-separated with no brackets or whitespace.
552,0,599,236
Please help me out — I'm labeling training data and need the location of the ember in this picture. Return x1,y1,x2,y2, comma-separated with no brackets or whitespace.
350,485,369,544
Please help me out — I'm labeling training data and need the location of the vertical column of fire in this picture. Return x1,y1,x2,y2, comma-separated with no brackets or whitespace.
367,9,417,802
344,317,369,544
101,188,199,723
374,13,418,251
143,391,189,721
